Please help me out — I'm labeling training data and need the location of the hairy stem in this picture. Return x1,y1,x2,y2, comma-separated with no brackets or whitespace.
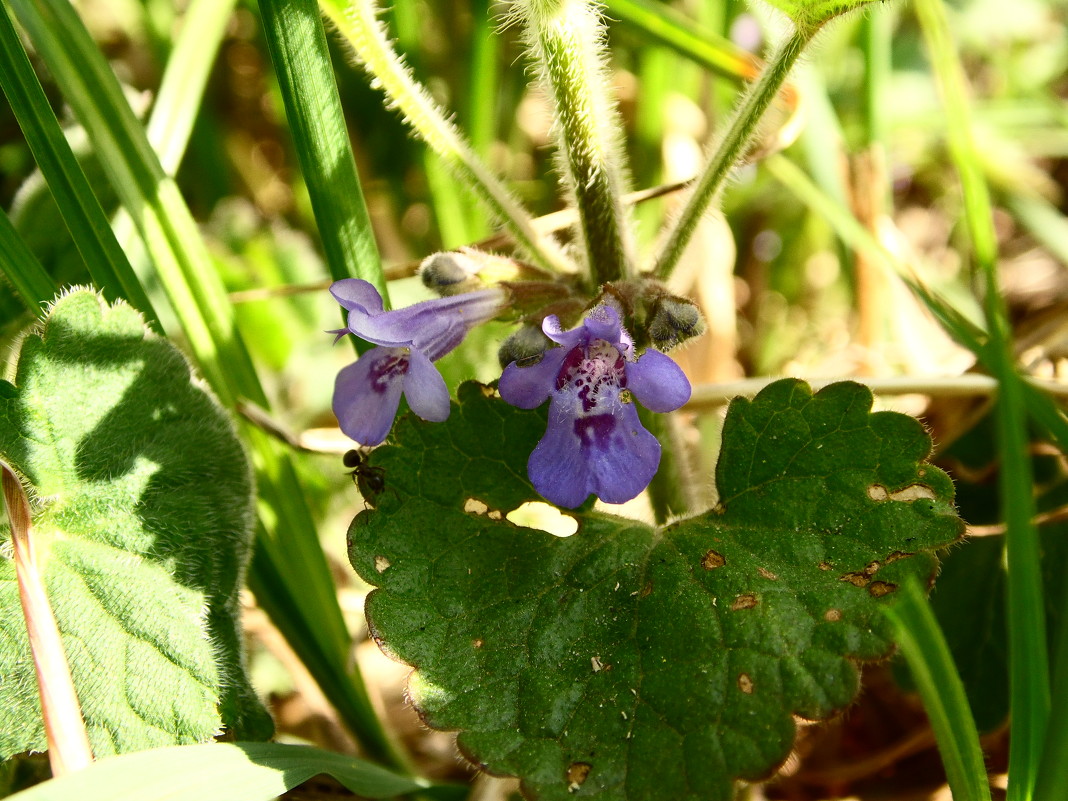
516,0,635,286
652,23,818,280
320,0,575,275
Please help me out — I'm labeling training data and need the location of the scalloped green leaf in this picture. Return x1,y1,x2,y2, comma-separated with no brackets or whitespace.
0,289,272,760
348,379,963,800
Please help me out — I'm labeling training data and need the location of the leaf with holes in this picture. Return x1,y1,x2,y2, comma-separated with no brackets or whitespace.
349,379,962,800
0,290,272,760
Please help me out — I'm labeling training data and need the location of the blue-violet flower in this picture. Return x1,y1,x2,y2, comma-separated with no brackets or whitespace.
331,279,505,445
499,305,691,508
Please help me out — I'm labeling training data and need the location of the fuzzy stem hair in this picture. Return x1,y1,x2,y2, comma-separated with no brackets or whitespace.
651,22,818,280
512,0,635,287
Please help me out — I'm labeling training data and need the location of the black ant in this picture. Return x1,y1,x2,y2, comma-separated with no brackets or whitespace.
343,449,386,504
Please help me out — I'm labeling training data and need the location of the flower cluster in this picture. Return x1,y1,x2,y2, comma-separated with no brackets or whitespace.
330,279,692,508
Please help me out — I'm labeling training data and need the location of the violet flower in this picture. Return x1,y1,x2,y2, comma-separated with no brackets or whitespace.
499,305,691,508
331,279,505,445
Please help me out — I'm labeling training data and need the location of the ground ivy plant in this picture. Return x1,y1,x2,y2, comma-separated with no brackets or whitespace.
0,0,988,796
319,0,965,796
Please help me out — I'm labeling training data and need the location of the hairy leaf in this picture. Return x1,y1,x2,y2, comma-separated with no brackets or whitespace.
349,380,963,800
0,290,271,760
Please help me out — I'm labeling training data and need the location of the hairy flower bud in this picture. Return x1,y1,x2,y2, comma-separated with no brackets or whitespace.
647,296,705,351
419,251,482,295
497,324,553,369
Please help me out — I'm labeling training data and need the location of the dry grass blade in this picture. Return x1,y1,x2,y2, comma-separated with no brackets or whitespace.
0,460,93,776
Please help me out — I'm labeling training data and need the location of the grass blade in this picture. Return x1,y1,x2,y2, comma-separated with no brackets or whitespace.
7,742,428,801
9,0,408,770
146,0,237,175
885,578,992,801
913,4,1050,798
0,208,55,313
257,0,387,298
0,1,160,327
605,0,761,82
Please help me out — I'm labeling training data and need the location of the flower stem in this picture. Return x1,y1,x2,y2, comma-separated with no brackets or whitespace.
516,0,635,287
319,0,575,276
651,22,818,280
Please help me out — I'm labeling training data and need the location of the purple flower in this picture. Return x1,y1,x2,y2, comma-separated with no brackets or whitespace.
331,279,505,445
499,305,691,508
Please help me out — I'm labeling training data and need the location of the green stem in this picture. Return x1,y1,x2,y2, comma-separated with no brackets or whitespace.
652,23,818,280
520,0,634,285
319,0,575,276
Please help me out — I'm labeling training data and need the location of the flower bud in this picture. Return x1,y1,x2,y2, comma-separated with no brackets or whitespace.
419,251,482,295
498,324,552,369
647,296,705,351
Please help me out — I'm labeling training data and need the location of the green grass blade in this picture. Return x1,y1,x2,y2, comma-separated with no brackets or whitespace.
885,579,992,801
257,0,387,298
0,1,160,327
1003,191,1068,269
7,742,427,801
913,5,1050,799
146,0,237,175
1034,574,1068,801
0,207,55,313
605,0,761,82
9,0,408,770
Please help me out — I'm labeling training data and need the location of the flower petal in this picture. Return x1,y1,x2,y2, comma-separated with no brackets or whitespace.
581,403,660,504
499,348,567,409
581,304,623,343
626,348,691,412
402,348,450,422
332,346,408,446
330,278,385,314
527,399,594,508
528,394,660,508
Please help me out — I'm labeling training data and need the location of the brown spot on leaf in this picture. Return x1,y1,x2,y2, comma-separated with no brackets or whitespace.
374,555,391,573
818,561,832,571
640,581,653,598
840,572,870,588
885,550,912,563
702,549,726,569
738,673,754,694
473,638,484,648
731,593,758,611
488,509,502,520
757,566,778,580
869,580,898,597
864,561,881,575
824,608,842,622
567,762,592,792
591,656,604,672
